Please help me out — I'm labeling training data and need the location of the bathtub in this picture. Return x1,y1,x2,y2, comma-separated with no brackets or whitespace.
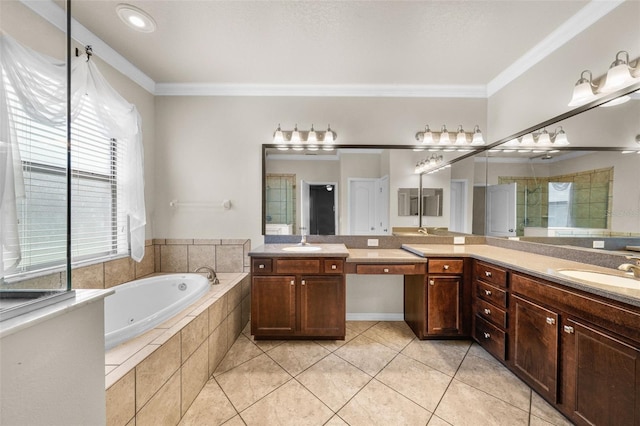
104,274,210,350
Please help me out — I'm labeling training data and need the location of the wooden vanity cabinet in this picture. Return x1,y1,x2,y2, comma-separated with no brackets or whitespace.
472,260,509,361
251,257,346,339
405,258,471,339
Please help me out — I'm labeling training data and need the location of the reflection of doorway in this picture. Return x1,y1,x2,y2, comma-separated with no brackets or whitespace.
348,177,389,235
310,185,336,235
301,180,338,235
486,183,517,237
450,180,467,233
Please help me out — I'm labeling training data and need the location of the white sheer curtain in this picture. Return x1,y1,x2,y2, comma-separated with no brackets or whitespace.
0,33,146,279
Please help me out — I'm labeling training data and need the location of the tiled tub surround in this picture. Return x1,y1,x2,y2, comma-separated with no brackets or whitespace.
105,272,250,426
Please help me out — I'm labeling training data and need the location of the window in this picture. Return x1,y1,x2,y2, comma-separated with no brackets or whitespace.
4,74,128,275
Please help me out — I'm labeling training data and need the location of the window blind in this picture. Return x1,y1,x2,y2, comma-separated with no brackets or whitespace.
4,73,129,275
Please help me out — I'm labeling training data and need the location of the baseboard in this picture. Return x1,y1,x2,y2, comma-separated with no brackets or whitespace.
346,313,405,321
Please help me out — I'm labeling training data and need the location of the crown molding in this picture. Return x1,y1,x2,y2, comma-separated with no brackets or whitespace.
154,83,487,98
20,0,156,94
486,0,624,97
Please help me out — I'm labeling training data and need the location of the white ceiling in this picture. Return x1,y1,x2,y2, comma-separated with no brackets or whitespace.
57,0,609,94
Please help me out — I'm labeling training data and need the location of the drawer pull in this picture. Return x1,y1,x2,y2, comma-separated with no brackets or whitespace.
429,280,435,286
301,280,306,286
258,264,265,269
483,289,492,296
290,280,295,286
443,265,450,270
564,325,575,334
546,317,556,325
484,271,492,278
383,268,389,273
483,332,491,339
483,308,491,315
331,264,337,270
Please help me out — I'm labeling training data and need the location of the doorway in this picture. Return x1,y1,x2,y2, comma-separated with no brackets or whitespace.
309,184,336,235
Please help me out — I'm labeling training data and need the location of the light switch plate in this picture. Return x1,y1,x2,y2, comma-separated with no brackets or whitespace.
593,240,605,249
367,239,379,247
453,237,465,245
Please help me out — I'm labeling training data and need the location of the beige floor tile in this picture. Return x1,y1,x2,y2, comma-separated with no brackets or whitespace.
401,339,471,376
325,415,349,425
530,391,574,426
454,352,531,411
338,379,432,426
251,337,286,352
297,353,372,411
240,379,333,426
222,415,246,425
345,320,378,335
362,321,416,351
334,335,398,376
178,379,237,426
214,334,264,376
530,415,557,426
215,353,291,412
315,326,358,352
427,415,452,425
376,353,452,412
435,379,529,426
241,321,251,337
266,341,330,376
467,342,496,362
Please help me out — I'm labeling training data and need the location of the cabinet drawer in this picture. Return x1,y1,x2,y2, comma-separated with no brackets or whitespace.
475,280,507,309
428,259,464,274
475,261,508,288
356,263,422,275
474,316,507,361
474,298,507,329
275,259,321,274
252,258,273,274
323,260,344,274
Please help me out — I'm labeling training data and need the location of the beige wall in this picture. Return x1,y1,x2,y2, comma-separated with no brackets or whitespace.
154,96,486,244
487,1,640,143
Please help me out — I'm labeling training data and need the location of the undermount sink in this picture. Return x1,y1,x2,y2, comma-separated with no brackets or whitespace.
281,245,322,252
557,269,640,289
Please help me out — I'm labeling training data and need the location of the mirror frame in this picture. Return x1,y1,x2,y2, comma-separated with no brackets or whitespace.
261,81,640,236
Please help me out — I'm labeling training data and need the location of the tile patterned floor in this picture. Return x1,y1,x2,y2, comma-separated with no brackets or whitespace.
179,321,574,426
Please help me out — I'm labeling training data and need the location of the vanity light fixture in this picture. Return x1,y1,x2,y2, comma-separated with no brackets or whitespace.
415,124,484,146
116,4,157,33
414,153,444,174
272,124,337,151
568,51,639,107
513,127,570,147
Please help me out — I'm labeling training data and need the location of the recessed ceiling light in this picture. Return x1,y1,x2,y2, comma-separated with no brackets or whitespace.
116,4,156,33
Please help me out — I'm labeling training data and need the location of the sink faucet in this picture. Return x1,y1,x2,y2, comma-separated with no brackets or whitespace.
299,227,308,245
195,266,219,284
417,227,429,235
618,256,640,278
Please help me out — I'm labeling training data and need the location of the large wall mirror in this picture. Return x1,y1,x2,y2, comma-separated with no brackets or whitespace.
262,85,640,244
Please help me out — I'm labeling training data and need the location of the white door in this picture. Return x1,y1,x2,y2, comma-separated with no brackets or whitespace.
348,178,377,235
450,180,467,233
376,176,390,234
486,183,517,237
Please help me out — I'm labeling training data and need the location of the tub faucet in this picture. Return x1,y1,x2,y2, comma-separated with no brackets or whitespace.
195,266,219,284
618,256,640,279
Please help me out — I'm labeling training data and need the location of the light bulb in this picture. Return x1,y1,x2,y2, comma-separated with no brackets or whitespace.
422,125,434,144
307,125,317,143
439,125,450,145
471,125,485,145
521,134,535,146
552,127,569,146
290,124,301,144
455,125,467,145
600,51,638,93
537,129,551,146
568,70,596,107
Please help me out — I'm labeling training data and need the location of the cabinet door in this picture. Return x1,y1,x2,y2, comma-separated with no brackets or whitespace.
512,295,559,402
427,276,461,336
251,276,296,335
300,276,345,337
562,319,640,426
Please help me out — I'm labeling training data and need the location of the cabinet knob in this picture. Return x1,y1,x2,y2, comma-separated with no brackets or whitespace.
258,264,265,269
484,289,492,296
429,280,435,286
483,332,491,339
546,317,556,325
383,268,389,273
290,280,294,286
443,265,450,270
483,308,491,315
301,280,306,286
484,271,492,277
563,325,575,334
331,264,337,270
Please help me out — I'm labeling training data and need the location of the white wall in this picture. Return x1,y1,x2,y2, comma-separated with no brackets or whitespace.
153,96,486,244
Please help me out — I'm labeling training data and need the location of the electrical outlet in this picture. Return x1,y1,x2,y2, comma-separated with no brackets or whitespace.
453,237,465,245
367,239,379,247
593,240,605,249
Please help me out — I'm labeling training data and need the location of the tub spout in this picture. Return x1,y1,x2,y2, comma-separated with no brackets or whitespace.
195,266,219,284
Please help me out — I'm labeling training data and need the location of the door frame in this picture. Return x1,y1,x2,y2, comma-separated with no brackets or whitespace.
301,180,338,235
